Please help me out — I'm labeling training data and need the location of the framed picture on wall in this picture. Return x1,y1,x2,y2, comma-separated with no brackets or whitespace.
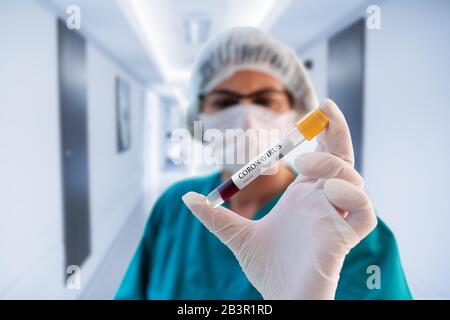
115,76,131,153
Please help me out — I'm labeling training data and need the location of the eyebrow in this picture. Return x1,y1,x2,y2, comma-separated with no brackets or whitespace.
202,87,288,97
200,87,294,106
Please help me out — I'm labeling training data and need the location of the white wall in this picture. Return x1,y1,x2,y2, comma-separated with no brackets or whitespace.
0,1,148,298
296,0,450,299
0,0,64,298
364,0,450,299
298,41,328,103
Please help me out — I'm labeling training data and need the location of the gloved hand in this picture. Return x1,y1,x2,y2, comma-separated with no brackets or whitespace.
182,99,377,300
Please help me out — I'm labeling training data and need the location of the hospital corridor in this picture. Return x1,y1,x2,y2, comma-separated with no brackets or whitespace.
1,0,450,301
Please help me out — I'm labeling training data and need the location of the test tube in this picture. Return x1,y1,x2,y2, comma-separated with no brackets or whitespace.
206,108,329,208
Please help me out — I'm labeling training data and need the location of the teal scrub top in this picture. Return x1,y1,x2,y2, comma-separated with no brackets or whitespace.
115,172,412,300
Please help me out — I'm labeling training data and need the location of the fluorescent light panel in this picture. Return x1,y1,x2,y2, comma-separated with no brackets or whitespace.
119,0,283,84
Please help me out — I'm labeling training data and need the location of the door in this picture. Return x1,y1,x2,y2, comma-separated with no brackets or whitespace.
328,19,365,173
58,19,91,269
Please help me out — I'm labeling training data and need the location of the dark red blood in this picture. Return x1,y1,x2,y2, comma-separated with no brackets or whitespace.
217,179,240,202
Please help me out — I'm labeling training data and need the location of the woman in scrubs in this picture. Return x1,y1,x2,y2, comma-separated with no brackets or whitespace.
115,27,411,300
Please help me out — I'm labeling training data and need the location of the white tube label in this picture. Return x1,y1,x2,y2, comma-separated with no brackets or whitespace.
230,140,288,190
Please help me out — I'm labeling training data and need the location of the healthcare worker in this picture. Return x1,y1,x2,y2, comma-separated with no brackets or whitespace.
115,27,412,299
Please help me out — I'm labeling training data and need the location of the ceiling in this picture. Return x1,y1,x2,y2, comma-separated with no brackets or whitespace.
46,0,162,85
270,0,368,51
118,0,291,85
45,0,369,91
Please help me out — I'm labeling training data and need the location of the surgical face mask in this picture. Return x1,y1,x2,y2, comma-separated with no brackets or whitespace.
199,104,299,174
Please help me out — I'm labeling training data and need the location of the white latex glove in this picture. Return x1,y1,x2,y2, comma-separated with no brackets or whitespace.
182,99,377,299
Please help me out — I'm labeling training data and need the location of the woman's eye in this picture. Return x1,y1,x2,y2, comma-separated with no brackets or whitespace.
213,99,238,109
253,97,272,107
